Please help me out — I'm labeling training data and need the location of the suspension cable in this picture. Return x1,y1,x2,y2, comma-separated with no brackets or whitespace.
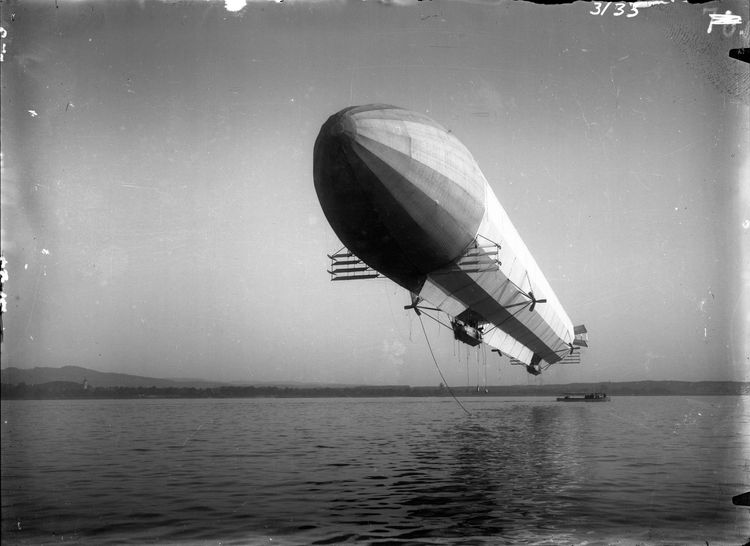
417,314,471,416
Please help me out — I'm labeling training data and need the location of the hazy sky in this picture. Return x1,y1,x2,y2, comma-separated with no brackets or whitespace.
1,0,748,386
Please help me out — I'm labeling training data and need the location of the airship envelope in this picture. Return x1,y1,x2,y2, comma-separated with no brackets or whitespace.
314,104,586,375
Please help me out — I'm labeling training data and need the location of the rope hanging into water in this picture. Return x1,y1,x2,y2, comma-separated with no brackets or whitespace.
418,314,471,416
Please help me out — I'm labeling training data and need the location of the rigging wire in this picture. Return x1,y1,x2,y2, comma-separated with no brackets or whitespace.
482,343,488,391
466,347,470,388
476,345,481,391
418,309,453,331
417,314,471,416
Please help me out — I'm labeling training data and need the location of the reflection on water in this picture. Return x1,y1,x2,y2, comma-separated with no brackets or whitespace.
396,405,596,541
1,396,747,545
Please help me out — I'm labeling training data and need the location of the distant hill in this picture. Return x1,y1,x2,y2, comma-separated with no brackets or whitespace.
1,366,748,397
0,366,227,389
0,366,355,390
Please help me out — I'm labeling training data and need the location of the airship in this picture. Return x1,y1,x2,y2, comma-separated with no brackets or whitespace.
313,104,587,375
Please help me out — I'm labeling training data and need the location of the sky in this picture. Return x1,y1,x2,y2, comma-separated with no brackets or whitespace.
1,0,748,386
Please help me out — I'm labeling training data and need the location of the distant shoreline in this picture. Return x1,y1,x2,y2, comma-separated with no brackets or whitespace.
2,380,747,400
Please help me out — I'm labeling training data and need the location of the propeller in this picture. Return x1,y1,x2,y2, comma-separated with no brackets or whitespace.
404,294,422,316
527,291,547,312
404,304,421,316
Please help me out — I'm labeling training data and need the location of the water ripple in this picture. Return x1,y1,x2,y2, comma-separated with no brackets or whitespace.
1,396,747,545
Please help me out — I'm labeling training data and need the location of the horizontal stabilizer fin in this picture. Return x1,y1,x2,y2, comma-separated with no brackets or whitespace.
574,324,589,347
559,351,581,364
326,247,382,281
332,273,380,281
327,251,355,260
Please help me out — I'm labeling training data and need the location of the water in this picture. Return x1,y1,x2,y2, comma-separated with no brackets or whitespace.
1,396,748,545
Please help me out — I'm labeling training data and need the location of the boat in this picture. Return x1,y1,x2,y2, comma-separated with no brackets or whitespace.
556,392,610,402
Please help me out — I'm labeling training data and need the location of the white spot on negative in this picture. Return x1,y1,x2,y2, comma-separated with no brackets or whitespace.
41,249,50,255
28,110,38,117
224,0,246,12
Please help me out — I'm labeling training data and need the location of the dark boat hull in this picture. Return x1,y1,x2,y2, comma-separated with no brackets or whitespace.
556,394,610,402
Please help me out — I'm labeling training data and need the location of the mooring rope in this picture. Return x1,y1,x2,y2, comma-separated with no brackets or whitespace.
418,314,471,416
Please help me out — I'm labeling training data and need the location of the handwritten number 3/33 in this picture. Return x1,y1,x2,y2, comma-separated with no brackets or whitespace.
590,2,639,17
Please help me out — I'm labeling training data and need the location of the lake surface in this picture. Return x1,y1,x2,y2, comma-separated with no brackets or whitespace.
1,396,748,545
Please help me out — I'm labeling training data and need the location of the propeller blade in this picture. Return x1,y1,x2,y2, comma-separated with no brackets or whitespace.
404,304,422,316
527,291,547,312
405,294,422,316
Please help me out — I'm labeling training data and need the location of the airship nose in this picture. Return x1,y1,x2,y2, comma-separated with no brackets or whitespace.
313,105,485,291
330,114,357,139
